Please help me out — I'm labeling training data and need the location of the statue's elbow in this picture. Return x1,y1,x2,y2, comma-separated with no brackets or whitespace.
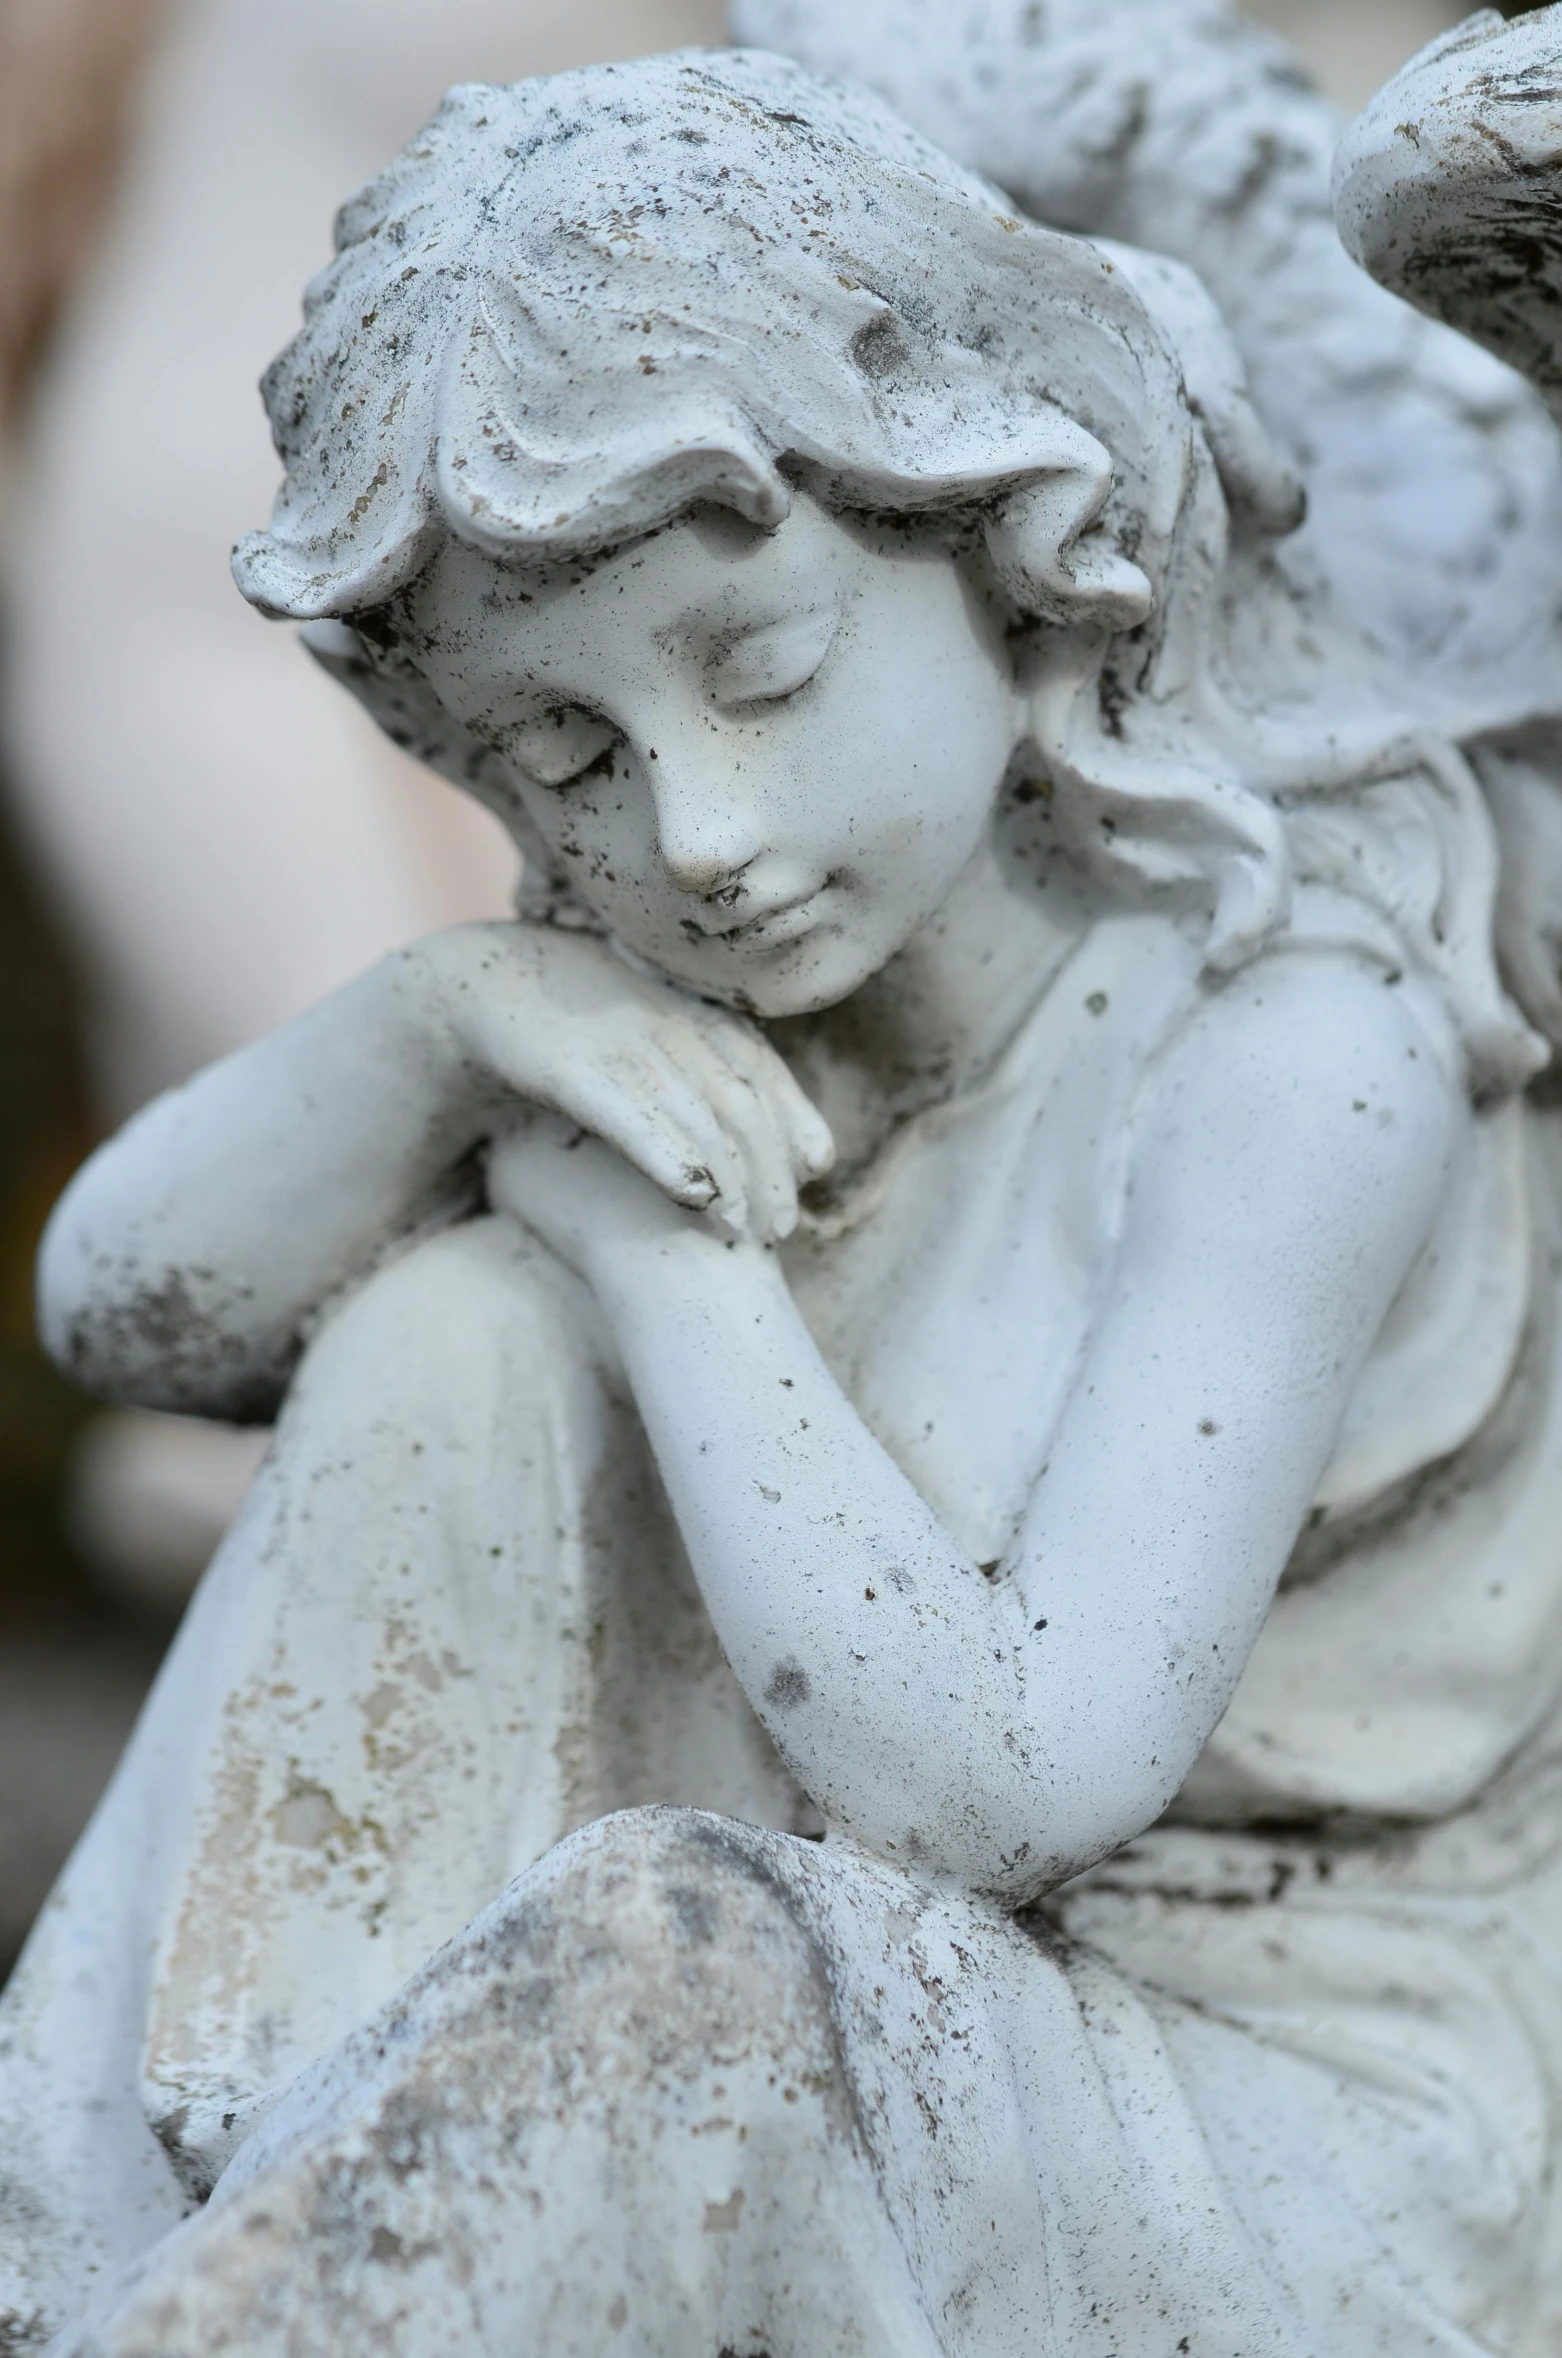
910,1747,1189,1908
35,1189,109,1393
34,1193,288,1424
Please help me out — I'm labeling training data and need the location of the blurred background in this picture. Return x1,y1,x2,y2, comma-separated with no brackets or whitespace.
0,0,1536,1978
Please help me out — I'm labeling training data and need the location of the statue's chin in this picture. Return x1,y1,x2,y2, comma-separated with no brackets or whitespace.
624,932,886,1022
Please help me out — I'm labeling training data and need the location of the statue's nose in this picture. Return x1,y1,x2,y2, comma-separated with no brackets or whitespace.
650,766,765,903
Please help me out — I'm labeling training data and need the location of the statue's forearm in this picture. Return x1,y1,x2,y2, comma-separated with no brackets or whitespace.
588,953,1457,1899
591,1226,1197,1900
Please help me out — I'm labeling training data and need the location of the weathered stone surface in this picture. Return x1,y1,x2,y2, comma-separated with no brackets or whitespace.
9,13,1562,2352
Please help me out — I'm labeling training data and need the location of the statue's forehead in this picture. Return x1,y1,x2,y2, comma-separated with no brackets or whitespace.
403,502,879,706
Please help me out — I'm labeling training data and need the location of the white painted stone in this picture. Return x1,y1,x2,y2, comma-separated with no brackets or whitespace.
7,15,1562,2353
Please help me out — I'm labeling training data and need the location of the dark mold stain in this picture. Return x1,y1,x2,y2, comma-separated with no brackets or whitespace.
764,1659,812,1709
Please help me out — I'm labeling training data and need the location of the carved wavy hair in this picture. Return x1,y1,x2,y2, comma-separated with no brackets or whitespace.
234,47,1539,1091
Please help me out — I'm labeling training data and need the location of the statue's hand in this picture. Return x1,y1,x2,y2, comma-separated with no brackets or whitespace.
405,920,834,1242
487,1112,711,1283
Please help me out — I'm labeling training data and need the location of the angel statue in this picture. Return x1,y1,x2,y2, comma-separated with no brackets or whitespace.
7,6,1562,2352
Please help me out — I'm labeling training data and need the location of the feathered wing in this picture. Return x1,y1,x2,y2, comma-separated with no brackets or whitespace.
1334,9,1562,417
732,0,1562,731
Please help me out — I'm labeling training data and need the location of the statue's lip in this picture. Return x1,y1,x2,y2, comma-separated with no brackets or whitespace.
710,891,824,947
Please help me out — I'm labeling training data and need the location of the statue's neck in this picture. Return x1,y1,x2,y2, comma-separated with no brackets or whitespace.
864,831,1084,1091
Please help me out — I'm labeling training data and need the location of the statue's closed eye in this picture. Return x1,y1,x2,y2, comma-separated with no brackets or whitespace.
709,607,839,707
505,708,620,790
498,606,838,790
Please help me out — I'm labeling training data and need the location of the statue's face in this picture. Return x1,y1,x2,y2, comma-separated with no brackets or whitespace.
403,493,1021,1015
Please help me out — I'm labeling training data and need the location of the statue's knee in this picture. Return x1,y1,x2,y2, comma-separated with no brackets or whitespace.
477,1810,829,2064
278,1216,605,1453
537,1807,803,1939
304,1216,583,1372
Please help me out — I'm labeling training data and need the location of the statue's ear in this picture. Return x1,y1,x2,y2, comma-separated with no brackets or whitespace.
297,620,591,925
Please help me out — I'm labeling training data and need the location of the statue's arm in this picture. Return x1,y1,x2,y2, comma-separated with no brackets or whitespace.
35,948,488,1421
510,954,1454,1898
37,920,830,1421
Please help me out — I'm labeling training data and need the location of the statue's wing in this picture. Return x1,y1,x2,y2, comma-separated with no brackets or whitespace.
732,0,1562,731
1335,8,1562,421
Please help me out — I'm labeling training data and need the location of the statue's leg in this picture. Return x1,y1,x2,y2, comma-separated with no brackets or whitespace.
52,1808,941,2358
129,1216,641,2187
36,1803,1514,2358
0,1220,792,2346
